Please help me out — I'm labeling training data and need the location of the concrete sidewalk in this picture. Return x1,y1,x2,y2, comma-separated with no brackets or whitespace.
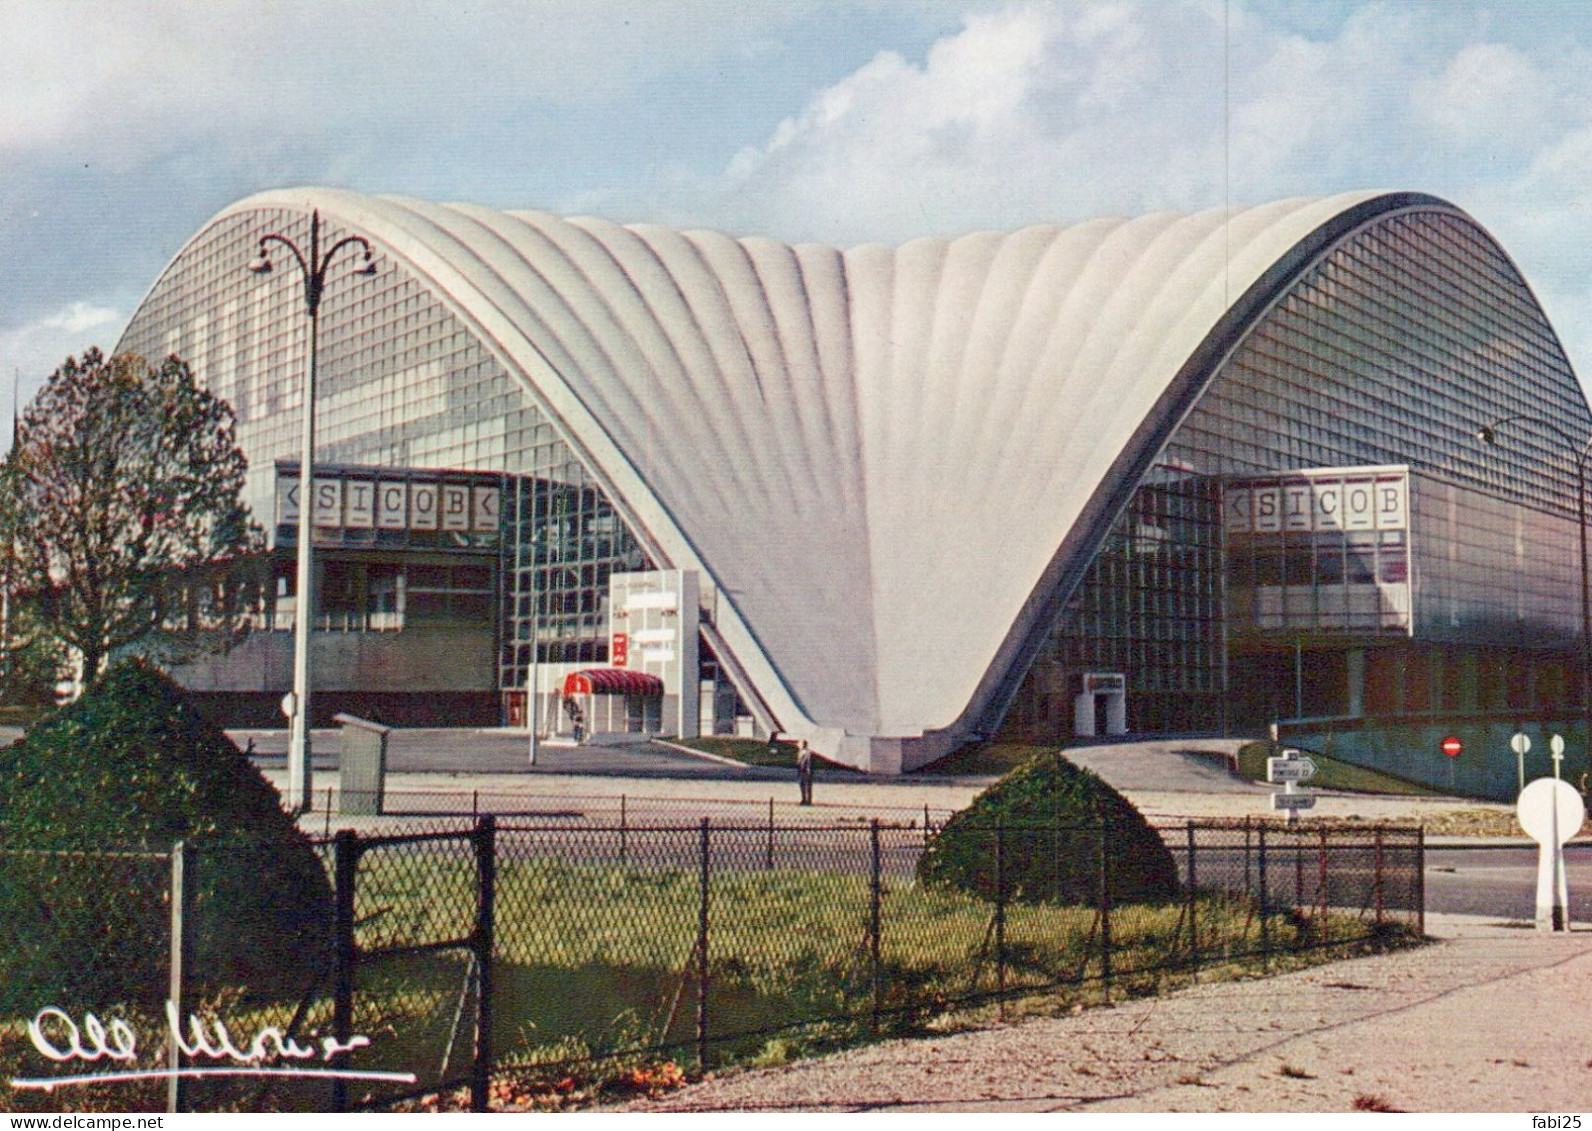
631,915,1592,1113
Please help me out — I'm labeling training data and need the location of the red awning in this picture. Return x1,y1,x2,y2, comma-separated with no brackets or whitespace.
562,668,665,697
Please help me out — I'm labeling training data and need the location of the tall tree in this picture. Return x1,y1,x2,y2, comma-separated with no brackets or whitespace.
1,348,262,683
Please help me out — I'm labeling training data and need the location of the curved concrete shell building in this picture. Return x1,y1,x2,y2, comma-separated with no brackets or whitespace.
119,188,1592,773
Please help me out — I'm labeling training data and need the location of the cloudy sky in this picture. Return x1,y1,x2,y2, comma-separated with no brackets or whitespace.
5,0,1592,429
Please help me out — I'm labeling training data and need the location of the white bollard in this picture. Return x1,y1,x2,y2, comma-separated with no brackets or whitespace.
1517,777,1585,931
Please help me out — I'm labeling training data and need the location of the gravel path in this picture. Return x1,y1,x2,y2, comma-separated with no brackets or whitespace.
626,915,1592,1113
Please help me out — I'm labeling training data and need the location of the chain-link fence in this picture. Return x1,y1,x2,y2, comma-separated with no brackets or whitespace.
1,817,1422,1113
305,785,956,836
0,843,174,1113
326,816,1423,1111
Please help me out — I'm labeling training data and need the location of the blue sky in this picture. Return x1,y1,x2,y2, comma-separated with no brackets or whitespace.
5,0,1592,427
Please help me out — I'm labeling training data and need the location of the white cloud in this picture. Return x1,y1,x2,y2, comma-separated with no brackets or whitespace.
700,1,1233,244
0,302,128,442
656,0,1592,380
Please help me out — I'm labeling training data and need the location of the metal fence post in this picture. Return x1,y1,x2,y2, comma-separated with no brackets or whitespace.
1098,817,1112,1003
1256,824,1270,972
167,840,190,1115
619,794,628,867
696,817,710,1072
1373,827,1385,927
766,798,775,871
869,820,883,1033
1184,823,1198,980
1415,826,1426,937
1243,816,1253,895
994,822,1007,1018
331,829,360,1113
1316,827,1329,926
1293,832,1304,921
472,815,496,1113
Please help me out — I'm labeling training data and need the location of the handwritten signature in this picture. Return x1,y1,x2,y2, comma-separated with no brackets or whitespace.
11,1004,416,1091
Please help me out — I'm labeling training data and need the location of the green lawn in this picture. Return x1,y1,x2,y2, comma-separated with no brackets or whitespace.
2,848,1420,1113
344,850,1416,1093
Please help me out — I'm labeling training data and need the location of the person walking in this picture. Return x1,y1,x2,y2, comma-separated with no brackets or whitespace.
797,738,814,806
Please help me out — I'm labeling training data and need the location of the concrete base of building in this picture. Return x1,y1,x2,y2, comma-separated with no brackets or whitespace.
185,690,502,730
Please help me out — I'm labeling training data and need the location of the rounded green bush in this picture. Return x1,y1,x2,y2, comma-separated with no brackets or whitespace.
916,751,1180,905
0,660,331,1012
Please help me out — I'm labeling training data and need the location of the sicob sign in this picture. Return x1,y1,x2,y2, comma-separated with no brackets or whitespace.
1224,465,1408,535
278,468,500,534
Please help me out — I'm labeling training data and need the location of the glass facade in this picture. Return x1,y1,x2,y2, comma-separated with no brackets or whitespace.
1013,204,1590,735
117,207,652,701
119,199,1590,741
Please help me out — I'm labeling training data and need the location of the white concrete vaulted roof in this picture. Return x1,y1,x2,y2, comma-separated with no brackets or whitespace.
192,187,1460,769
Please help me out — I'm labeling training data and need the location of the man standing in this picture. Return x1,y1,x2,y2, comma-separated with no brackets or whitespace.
797,738,814,806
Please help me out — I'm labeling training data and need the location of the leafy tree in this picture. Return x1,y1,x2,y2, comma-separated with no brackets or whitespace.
0,660,332,1009
917,752,1180,905
0,348,262,684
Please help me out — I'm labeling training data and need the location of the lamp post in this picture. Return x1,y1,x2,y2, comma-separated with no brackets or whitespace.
249,210,376,811
528,599,540,766
1477,416,1592,750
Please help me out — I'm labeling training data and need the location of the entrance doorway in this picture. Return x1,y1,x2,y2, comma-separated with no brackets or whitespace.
1074,672,1128,737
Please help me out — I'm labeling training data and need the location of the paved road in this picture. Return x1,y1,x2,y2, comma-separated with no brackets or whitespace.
1425,843,1592,920
234,726,799,780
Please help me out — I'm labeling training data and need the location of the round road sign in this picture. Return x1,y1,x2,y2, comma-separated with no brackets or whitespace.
1517,777,1586,846
1441,735,1463,758
1551,734,1566,757
1511,732,1531,756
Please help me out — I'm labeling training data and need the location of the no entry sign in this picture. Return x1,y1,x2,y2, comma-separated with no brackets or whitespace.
1441,735,1463,758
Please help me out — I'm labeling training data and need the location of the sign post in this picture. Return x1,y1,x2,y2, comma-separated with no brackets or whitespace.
1511,731,1531,793
1551,733,1566,780
1441,735,1462,793
1268,748,1317,823
1517,776,1585,931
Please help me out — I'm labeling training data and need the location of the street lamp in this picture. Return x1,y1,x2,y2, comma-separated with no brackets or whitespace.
528,595,541,766
1476,416,1592,748
249,209,377,812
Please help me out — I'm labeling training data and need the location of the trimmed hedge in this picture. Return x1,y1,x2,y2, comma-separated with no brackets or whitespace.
916,751,1180,905
0,661,331,1011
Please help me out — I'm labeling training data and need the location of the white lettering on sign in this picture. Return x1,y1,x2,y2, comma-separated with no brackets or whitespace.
1377,476,1407,529
441,484,471,532
1313,482,1342,530
1225,487,1252,534
274,469,502,539
1283,484,1312,531
1254,490,1279,535
472,486,500,532
1224,468,1408,537
1254,486,1282,532
312,479,342,528
410,483,438,530
278,476,300,524
1344,480,1375,529
344,481,374,529
377,482,407,529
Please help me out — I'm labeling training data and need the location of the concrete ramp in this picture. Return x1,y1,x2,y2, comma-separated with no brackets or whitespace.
1060,739,1269,795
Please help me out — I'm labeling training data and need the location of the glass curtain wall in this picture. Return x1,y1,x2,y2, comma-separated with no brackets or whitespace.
1028,205,1589,734
117,207,652,699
